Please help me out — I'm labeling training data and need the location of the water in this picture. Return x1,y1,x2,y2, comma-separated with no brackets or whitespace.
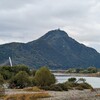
55,75,100,88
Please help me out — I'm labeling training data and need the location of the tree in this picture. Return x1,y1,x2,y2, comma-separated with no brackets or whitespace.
34,67,56,86
11,65,30,75
9,71,31,88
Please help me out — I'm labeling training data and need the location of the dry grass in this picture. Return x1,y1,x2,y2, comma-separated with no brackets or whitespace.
0,94,7,99
4,92,50,100
95,94,100,97
23,86,43,92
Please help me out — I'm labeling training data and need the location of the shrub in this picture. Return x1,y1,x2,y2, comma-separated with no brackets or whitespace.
49,84,63,91
40,86,50,90
34,67,56,86
45,84,67,91
56,83,68,91
0,74,4,85
68,77,76,83
76,86,84,90
78,78,86,83
77,83,93,89
30,69,36,76
30,77,37,86
64,81,78,88
9,71,31,88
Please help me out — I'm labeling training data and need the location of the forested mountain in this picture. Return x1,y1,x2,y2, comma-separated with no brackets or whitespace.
0,29,100,69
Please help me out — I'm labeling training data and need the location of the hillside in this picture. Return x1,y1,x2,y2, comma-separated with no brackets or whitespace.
0,29,100,69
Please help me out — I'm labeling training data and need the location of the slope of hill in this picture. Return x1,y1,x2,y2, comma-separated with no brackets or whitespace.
0,29,100,69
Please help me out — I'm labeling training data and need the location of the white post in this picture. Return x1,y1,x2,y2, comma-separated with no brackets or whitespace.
9,57,12,67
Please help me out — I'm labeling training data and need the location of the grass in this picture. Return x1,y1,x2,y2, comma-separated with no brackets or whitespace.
95,94,100,97
23,86,43,92
4,92,50,100
0,94,7,99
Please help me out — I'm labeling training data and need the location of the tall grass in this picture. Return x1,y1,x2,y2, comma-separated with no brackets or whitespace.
5,92,50,100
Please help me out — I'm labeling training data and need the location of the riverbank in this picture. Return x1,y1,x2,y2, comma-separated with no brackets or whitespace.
42,89,100,100
53,72,100,77
1,89,100,100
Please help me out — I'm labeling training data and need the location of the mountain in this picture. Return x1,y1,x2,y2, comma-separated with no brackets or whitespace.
0,29,100,69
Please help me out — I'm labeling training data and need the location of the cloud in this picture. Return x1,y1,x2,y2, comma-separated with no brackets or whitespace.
0,0,100,52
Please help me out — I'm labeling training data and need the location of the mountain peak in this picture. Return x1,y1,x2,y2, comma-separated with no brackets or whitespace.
40,29,69,41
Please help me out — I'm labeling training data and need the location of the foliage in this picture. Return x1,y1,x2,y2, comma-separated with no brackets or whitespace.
68,78,76,83
78,78,86,83
0,86,5,96
0,74,4,85
9,71,31,88
49,84,63,91
34,67,56,86
64,81,78,89
87,67,97,73
56,83,68,91
66,67,98,73
30,69,36,76
0,65,30,80
11,65,30,75
41,83,68,91
78,83,93,89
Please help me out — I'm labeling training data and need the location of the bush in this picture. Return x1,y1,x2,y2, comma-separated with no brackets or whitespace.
9,71,31,88
0,74,4,85
56,83,68,91
64,81,78,88
49,84,63,91
40,86,50,90
68,78,76,83
79,83,93,89
76,86,84,90
34,67,56,86
30,69,36,76
78,78,86,83
30,77,37,86
41,84,68,91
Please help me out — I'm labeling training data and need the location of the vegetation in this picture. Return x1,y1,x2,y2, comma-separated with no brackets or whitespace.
77,78,86,83
68,77,76,83
0,65,31,80
0,65,93,92
23,86,43,92
66,67,98,73
9,71,31,88
0,74,4,85
34,67,56,86
5,93,50,100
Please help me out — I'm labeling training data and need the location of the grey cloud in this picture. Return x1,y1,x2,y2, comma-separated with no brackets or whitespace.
0,0,100,52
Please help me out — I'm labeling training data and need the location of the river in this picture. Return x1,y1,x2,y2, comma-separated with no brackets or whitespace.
54,73,100,88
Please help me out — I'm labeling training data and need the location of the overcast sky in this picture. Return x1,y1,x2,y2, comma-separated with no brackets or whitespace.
0,0,100,52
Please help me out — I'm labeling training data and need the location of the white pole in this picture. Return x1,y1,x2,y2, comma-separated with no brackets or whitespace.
9,57,12,67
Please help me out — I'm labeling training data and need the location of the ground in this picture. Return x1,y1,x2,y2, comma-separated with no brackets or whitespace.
1,89,100,100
